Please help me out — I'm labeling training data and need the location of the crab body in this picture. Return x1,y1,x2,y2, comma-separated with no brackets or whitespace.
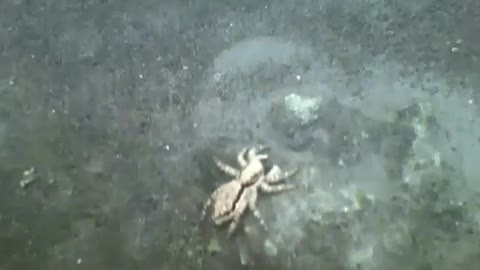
201,146,298,237
209,180,243,224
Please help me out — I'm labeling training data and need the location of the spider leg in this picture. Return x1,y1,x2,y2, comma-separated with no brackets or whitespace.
237,147,249,168
214,158,240,177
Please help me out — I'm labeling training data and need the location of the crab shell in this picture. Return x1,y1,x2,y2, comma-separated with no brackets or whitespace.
237,159,265,185
210,181,243,222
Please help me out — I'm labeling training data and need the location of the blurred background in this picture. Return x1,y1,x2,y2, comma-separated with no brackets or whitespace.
0,0,479,269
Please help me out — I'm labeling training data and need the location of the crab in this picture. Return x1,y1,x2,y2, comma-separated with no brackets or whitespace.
201,146,298,237
214,145,269,185
201,146,268,221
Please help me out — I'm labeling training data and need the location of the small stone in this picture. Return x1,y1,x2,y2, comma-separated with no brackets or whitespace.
264,239,278,257
20,168,36,189
283,93,322,125
207,238,221,255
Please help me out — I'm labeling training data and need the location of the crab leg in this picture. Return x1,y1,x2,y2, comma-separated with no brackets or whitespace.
247,145,268,161
226,197,249,237
201,187,224,221
213,212,235,226
226,185,269,237
247,189,268,232
200,197,212,221
213,158,240,177
265,165,298,183
237,147,249,168
260,182,295,193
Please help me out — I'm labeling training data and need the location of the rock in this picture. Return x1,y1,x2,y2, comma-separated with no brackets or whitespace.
269,93,323,150
283,93,322,125
263,239,278,257
207,238,221,255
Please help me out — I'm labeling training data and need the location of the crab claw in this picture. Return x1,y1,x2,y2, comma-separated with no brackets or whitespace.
247,145,270,161
254,144,270,154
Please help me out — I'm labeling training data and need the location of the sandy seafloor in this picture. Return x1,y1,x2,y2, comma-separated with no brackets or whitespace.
0,0,480,269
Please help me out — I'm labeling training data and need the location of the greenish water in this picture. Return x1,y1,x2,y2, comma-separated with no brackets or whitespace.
1,0,479,269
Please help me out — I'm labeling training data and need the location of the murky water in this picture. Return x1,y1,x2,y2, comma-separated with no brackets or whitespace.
1,0,479,269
